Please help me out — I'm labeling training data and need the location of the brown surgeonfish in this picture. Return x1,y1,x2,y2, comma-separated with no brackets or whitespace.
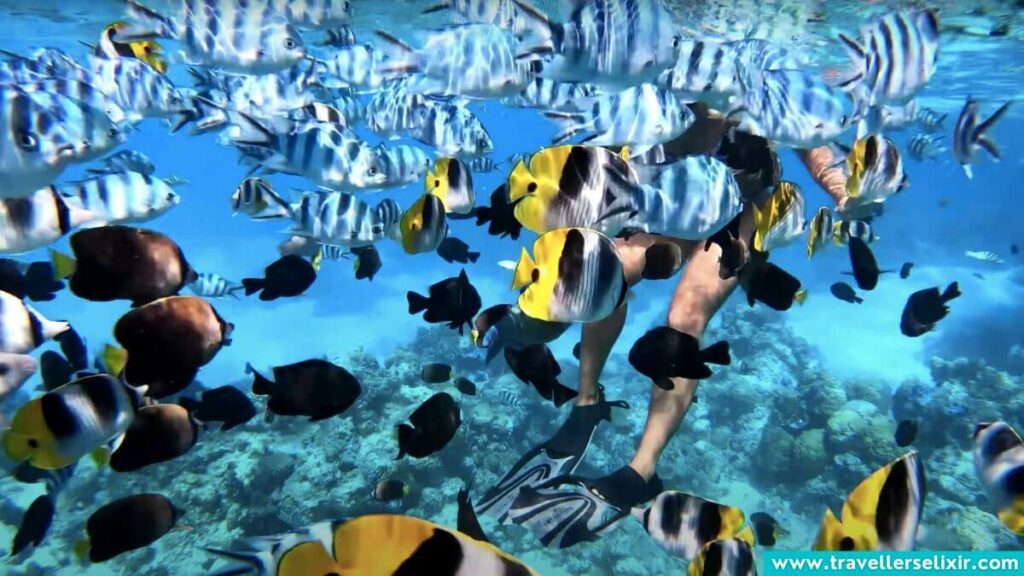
114,296,234,398
76,494,181,563
396,392,461,459
110,404,201,472
248,359,362,421
50,226,197,307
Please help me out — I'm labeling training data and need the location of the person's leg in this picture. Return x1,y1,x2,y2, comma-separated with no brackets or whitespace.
628,207,754,480
576,233,671,405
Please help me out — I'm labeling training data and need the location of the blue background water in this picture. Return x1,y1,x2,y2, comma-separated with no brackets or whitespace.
1,1,1023,574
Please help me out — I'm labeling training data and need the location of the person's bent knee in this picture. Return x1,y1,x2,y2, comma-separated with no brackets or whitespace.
666,300,709,339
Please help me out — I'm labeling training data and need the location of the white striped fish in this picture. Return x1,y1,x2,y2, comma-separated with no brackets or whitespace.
0,290,69,354
657,38,801,109
838,9,940,106
915,107,945,133
831,219,877,245
331,94,365,125
231,177,292,220
57,173,181,226
729,67,854,148
117,0,308,74
0,352,36,400
268,0,351,29
366,78,429,138
907,133,946,161
422,0,538,37
467,156,501,173
515,0,682,87
227,111,389,191
546,83,693,158
15,89,125,165
376,24,536,99
965,250,1003,264
317,26,356,48
375,144,433,190
0,87,86,198
412,102,493,158
501,77,597,112
1,188,99,255
87,56,189,120
13,79,129,128
188,273,244,299
289,191,402,247
318,44,389,91
629,155,744,241
189,63,320,120
87,150,156,176
952,97,1011,180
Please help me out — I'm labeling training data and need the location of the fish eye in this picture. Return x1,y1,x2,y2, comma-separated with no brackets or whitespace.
527,182,538,193
840,115,848,126
108,127,119,138
16,132,38,151
0,363,7,375
434,179,440,187
27,438,38,448
367,167,378,176
285,38,297,50
672,36,680,48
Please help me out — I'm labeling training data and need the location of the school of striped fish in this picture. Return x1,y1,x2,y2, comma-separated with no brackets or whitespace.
0,0,1020,574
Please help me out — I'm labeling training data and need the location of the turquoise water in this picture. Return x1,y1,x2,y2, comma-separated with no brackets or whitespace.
1,1,1023,575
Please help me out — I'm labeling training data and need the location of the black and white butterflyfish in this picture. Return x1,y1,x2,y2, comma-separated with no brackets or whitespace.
952,96,1011,180
973,421,1024,536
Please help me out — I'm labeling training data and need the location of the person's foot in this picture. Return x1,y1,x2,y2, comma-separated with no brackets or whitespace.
584,466,664,510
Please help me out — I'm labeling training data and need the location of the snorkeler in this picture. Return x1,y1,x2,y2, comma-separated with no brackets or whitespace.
477,105,850,548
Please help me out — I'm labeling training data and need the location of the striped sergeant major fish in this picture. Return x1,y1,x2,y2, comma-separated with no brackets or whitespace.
0,188,99,254
837,9,940,106
515,0,681,88
422,0,539,37
317,25,357,47
57,172,181,226
375,144,433,190
225,108,389,191
467,155,501,173
331,94,365,126
0,87,88,199
366,78,429,138
87,150,156,176
93,21,168,74
188,62,320,118
188,272,244,299
88,56,190,120
915,107,945,132
14,89,125,165
657,38,802,110
267,0,351,29
289,190,402,247
375,24,537,99
412,102,493,159
116,0,308,74
13,79,129,128
545,83,694,159
729,67,855,149
231,177,292,220
973,421,1024,536
907,132,946,161
965,250,1003,264
317,43,390,91
501,77,598,112
628,155,744,241
0,290,70,355
952,97,1011,180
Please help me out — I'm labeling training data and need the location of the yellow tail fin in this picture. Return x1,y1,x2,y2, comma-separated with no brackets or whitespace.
74,539,90,563
795,289,808,306
102,344,129,377
50,249,77,279
311,248,323,272
511,247,536,291
619,146,631,162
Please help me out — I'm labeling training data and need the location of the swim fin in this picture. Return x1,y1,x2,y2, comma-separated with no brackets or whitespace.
507,466,664,549
475,388,628,523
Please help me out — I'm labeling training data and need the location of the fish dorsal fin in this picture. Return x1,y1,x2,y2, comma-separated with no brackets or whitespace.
511,247,536,290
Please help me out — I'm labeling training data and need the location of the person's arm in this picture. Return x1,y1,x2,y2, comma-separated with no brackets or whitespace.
796,146,848,209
